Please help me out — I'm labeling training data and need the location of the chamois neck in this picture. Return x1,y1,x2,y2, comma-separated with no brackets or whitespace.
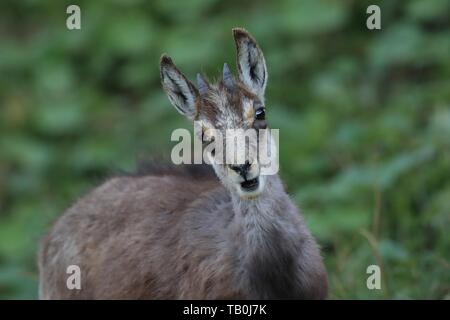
230,174,303,298
230,174,294,250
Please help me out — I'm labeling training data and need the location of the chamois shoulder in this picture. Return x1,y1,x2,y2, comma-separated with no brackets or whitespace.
82,163,219,212
75,162,218,203
121,162,216,180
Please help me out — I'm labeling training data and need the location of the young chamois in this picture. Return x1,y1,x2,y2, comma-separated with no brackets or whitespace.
38,28,328,299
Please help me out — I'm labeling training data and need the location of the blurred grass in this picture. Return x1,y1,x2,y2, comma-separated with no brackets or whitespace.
0,0,449,299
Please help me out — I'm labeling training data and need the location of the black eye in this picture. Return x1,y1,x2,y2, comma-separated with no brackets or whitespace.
255,107,265,120
202,132,215,156
210,136,216,156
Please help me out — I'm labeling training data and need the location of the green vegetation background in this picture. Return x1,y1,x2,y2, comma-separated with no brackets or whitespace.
0,0,449,299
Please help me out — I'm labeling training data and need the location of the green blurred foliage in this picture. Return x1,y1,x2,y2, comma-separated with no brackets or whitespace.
0,0,449,299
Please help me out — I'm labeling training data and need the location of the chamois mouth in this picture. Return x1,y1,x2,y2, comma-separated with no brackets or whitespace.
240,177,259,192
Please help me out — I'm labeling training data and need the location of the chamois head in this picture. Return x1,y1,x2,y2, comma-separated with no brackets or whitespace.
160,28,276,199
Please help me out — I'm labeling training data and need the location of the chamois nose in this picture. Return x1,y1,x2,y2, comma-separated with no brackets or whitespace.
230,160,251,178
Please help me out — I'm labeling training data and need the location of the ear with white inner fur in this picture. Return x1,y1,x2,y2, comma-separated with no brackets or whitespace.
160,54,199,120
233,28,268,99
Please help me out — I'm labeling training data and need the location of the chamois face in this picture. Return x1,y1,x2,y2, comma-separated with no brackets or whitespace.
161,28,275,199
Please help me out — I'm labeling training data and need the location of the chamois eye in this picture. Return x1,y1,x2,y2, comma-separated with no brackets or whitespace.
210,136,216,156
201,131,206,143
255,107,265,120
202,133,215,156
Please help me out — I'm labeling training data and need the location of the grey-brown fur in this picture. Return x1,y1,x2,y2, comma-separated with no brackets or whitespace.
38,28,328,299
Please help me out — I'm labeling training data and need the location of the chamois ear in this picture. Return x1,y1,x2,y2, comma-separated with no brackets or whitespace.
233,28,268,98
160,54,199,120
